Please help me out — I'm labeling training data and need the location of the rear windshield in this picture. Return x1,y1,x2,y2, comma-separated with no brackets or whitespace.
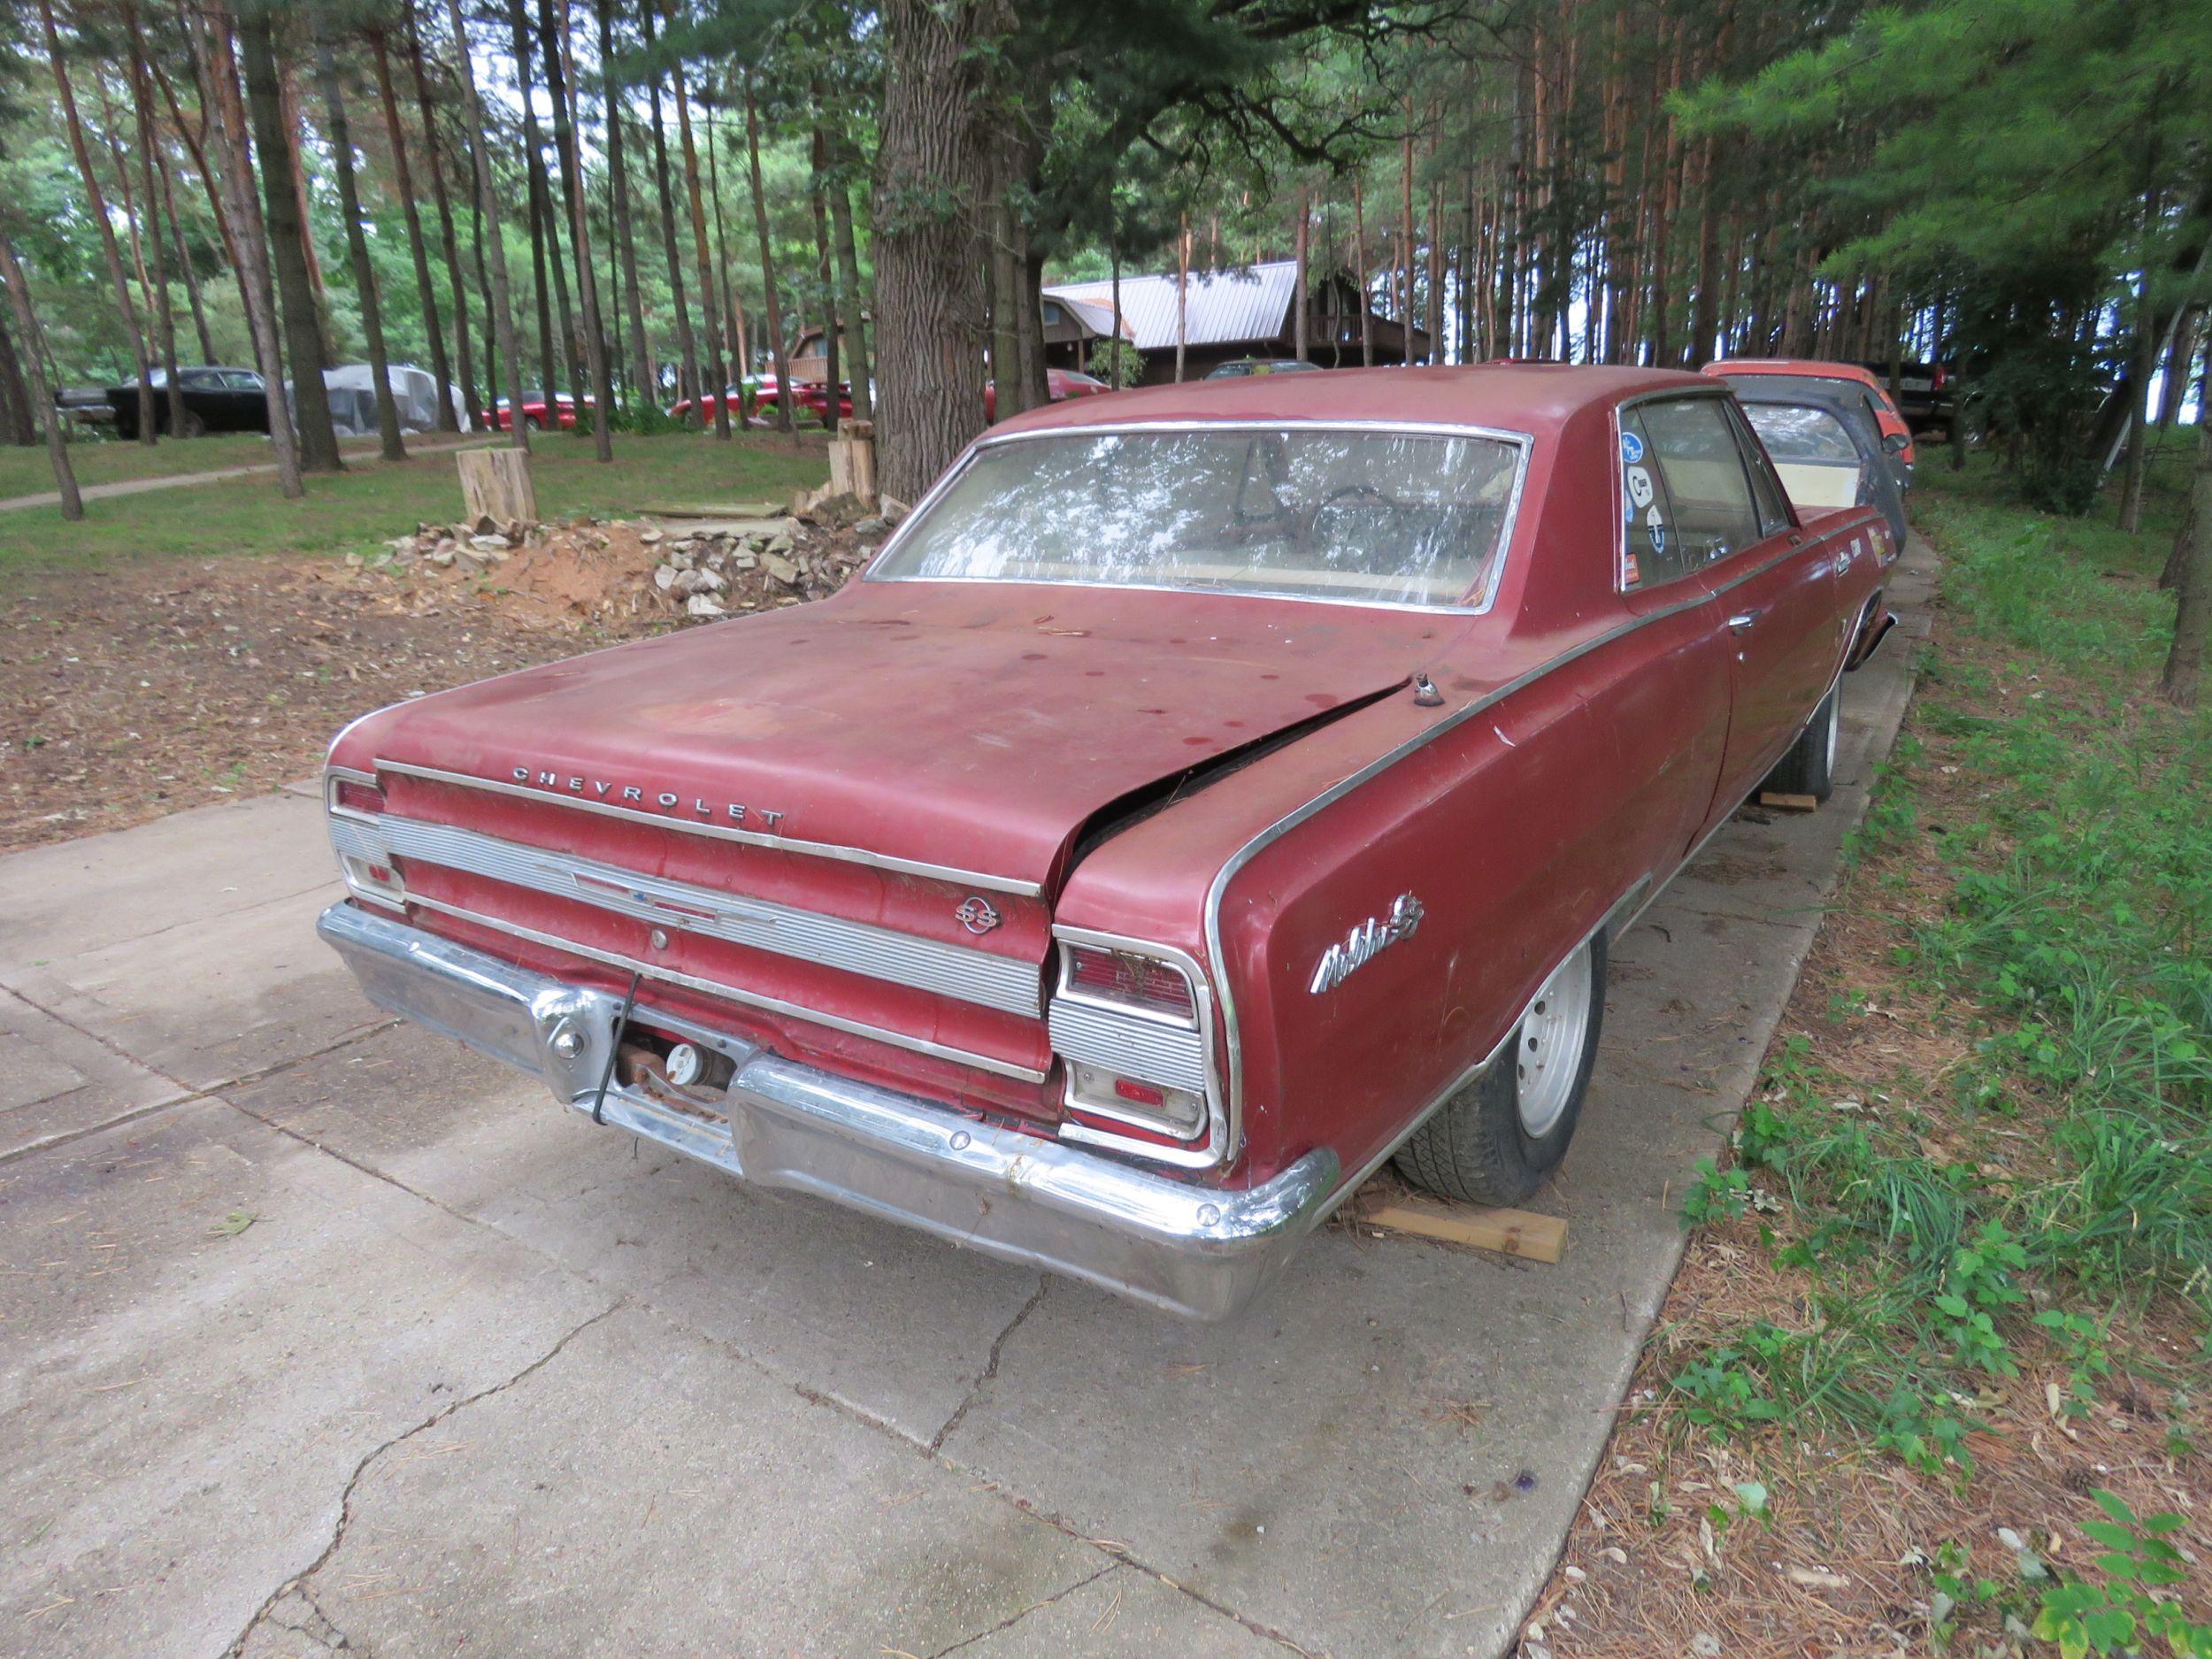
871,427,1524,609
1743,403,1860,463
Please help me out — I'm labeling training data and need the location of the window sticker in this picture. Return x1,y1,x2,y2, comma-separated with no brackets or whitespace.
1620,430,1645,465
1646,503,1668,555
1625,464,1655,511
1622,549,1642,588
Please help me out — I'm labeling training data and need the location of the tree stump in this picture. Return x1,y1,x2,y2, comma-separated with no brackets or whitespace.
457,447,535,526
829,419,877,508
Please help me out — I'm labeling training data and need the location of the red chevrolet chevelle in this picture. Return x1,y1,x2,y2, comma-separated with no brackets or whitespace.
319,366,1896,1318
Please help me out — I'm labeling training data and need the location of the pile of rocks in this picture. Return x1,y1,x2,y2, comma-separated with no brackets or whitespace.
646,497,894,621
354,489,905,632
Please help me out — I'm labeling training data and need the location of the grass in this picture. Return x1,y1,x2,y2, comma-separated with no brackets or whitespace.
1553,435,2212,1656
0,431,827,585
0,430,415,498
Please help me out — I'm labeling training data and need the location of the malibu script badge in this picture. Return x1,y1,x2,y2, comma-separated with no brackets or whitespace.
511,767,786,830
1309,893,1425,995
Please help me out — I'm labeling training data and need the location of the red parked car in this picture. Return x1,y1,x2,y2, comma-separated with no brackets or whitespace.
480,390,580,431
984,365,1113,421
319,365,1895,1319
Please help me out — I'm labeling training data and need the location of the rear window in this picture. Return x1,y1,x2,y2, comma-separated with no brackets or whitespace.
1743,403,1859,463
873,426,1524,609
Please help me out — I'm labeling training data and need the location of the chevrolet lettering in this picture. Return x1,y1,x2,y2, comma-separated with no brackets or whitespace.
507,765,785,828
320,365,1897,1320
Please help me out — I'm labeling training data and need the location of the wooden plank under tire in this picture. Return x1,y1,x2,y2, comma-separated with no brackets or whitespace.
1354,1190,1568,1264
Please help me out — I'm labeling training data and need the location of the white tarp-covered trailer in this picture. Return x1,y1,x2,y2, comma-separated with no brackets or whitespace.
319,364,468,434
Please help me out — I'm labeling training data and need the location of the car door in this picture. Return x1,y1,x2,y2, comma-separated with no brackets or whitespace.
1610,404,1739,871
1639,393,1835,818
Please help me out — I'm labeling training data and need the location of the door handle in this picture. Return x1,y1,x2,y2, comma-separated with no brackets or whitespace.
1727,609,1763,634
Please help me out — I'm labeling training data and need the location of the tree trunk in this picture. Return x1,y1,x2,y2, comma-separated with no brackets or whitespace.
2163,421,2212,706
827,130,872,422
2119,203,2160,533
239,3,342,471
538,0,603,442
312,17,405,462
595,0,652,407
1292,186,1310,361
155,147,218,365
1345,175,1363,367
120,32,188,436
405,0,478,428
637,0,699,428
741,79,791,434
371,29,454,429
0,233,81,518
673,61,730,438
189,0,303,495
504,0,568,408
552,0,613,458
41,0,154,445
987,150,1022,419
444,0,528,455
1175,214,1189,381
0,306,35,447
872,0,990,503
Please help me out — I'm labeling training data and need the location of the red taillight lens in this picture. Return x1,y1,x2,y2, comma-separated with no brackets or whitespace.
1065,946,1196,1020
1112,1078,1166,1108
331,778,385,816
1932,366,1948,391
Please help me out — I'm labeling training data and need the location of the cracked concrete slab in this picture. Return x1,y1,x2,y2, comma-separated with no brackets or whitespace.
0,791,361,1090
0,987,186,1161
218,1023,1052,1445
242,1301,1109,1659
938,1564,1286,1656
0,1100,614,1659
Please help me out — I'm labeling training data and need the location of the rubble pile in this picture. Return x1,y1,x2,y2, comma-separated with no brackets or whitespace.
351,489,903,634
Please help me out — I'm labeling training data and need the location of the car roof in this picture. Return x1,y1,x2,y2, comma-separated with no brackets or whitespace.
994,363,1714,438
1704,357,1884,389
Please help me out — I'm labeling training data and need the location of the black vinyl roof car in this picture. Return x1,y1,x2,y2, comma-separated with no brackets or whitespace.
108,365,268,440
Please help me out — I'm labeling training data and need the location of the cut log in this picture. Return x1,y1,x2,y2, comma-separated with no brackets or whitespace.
1356,1192,1567,1264
828,418,877,507
1756,791,1820,812
457,446,535,526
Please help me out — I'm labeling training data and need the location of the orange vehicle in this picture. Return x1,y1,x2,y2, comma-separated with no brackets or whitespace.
1702,358,1916,473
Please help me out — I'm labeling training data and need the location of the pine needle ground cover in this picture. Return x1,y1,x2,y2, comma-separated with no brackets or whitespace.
1534,447,2212,1659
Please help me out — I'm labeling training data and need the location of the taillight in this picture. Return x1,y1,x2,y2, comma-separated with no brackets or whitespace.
1932,366,1948,391
1064,945,1196,1022
330,777,385,816
1066,1061,1207,1140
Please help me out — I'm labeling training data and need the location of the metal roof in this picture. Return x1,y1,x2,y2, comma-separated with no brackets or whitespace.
1043,260,1300,352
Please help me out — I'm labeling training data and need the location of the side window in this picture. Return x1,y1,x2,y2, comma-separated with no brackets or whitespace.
1618,410,1694,588
1640,396,1763,565
1726,403,1795,536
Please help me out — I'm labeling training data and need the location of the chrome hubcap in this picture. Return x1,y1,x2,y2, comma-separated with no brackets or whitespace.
1516,941,1594,1139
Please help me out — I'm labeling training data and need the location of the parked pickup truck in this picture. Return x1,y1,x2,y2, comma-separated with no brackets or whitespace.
319,365,1897,1320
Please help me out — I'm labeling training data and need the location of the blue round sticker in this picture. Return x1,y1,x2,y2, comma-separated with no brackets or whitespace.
1620,431,1645,465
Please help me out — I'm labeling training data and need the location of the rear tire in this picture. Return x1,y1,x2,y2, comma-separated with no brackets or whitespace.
1763,679,1840,803
1394,931,1606,1207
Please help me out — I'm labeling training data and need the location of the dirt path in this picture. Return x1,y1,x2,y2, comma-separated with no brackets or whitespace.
0,433,493,513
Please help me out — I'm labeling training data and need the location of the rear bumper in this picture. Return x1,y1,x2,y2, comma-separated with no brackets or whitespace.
318,902,1339,1320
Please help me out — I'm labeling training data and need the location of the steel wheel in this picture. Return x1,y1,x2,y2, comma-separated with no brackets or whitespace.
1514,940,1594,1138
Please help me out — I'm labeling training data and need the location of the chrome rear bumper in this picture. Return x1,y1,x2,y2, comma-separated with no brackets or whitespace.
318,902,1338,1320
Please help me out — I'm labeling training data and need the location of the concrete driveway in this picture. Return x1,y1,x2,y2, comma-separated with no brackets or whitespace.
0,541,1932,1659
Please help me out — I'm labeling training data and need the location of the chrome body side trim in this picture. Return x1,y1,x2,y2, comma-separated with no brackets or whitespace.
327,810,1042,1018
318,902,1337,1321
864,418,1536,618
402,891,1049,1084
1048,926,1228,1171
373,757,1044,899
1202,491,1861,1150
